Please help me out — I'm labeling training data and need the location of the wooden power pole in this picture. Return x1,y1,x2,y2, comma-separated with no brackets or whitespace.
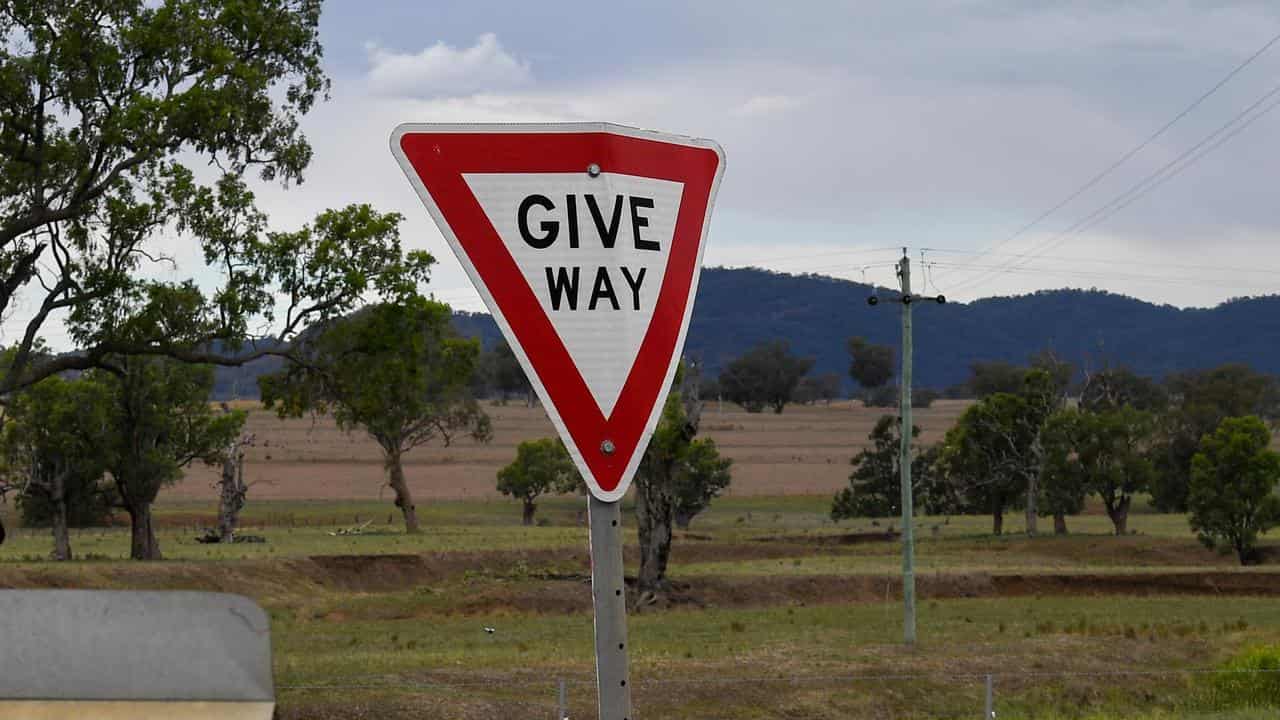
866,248,946,646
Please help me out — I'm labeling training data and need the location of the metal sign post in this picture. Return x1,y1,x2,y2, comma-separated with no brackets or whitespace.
588,496,632,718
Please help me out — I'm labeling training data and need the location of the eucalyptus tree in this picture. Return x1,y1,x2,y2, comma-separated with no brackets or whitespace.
497,438,581,525
1,375,112,560
632,363,732,600
0,1,354,392
831,415,927,520
1048,407,1156,536
938,370,1058,535
1189,416,1280,565
260,298,492,533
97,357,244,560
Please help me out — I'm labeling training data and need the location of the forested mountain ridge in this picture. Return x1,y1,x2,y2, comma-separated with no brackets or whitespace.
686,268,1279,388
215,267,1279,397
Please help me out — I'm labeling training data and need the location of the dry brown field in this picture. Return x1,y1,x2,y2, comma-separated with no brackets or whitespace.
173,399,970,501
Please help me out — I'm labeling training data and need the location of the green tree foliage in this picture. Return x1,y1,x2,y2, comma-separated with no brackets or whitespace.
847,337,894,395
1040,412,1088,535
259,297,492,534
493,341,534,405
1048,407,1156,536
938,401,1025,535
496,438,581,525
0,1,363,392
99,357,245,560
831,415,935,520
717,340,814,413
671,438,732,530
1188,416,1280,565
1152,365,1279,512
1080,367,1168,413
1029,350,1073,398
937,370,1058,535
1,376,114,559
967,361,1027,398
793,372,842,405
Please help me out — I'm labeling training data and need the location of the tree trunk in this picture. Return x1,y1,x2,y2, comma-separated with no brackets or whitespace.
635,473,673,595
51,494,71,561
1024,474,1038,537
386,450,420,534
218,443,247,542
128,501,161,560
1110,507,1128,536
1053,511,1068,535
1105,495,1131,536
521,498,536,526
992,508,1004,536
1236,538,1256,566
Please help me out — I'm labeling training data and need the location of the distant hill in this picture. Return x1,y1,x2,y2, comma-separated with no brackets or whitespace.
215,267,1280,398
683,268,1280,389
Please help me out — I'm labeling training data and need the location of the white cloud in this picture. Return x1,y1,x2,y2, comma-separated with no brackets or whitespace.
365,33,532,98
734,94,802,117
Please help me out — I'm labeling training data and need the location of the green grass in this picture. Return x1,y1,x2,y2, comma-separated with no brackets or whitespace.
270,596,1280,719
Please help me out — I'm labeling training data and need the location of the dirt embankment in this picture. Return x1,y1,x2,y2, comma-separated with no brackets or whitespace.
2,553,1279,617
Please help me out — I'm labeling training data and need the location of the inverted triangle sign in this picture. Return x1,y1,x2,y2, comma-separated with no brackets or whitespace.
391,123,725,502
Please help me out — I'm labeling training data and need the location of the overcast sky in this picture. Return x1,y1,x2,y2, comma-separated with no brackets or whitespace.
264,0,1280,311
18,1,1280,350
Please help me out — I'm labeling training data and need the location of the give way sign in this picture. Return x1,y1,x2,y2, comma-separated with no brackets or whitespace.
391,123,725,502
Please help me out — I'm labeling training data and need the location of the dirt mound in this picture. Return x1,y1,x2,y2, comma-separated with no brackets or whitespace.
993,572,1280,597
1024,535,1224,567
298,549,591,591
4,552,1279,618
303,554,432,590
752,531,899,545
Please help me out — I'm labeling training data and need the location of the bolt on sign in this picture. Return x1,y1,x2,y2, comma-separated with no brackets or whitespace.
392,123,725,501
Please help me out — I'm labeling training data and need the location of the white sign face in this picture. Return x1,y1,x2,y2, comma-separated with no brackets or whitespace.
464,172,685,417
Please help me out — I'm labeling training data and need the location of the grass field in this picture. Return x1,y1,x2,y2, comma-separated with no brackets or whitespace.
3,403,1280,718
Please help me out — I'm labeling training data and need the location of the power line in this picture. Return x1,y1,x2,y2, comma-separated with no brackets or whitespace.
1071,90,1280,239
949,77,1280,293
713,245,902,269
927,260,1269,292
920,247,1280,277
942,29,1280,284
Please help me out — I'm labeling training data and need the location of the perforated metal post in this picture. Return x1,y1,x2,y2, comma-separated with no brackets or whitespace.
588,495,632,719
984,674,994,718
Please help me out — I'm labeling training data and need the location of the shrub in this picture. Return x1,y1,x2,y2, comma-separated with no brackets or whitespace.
1198,645,1280,710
